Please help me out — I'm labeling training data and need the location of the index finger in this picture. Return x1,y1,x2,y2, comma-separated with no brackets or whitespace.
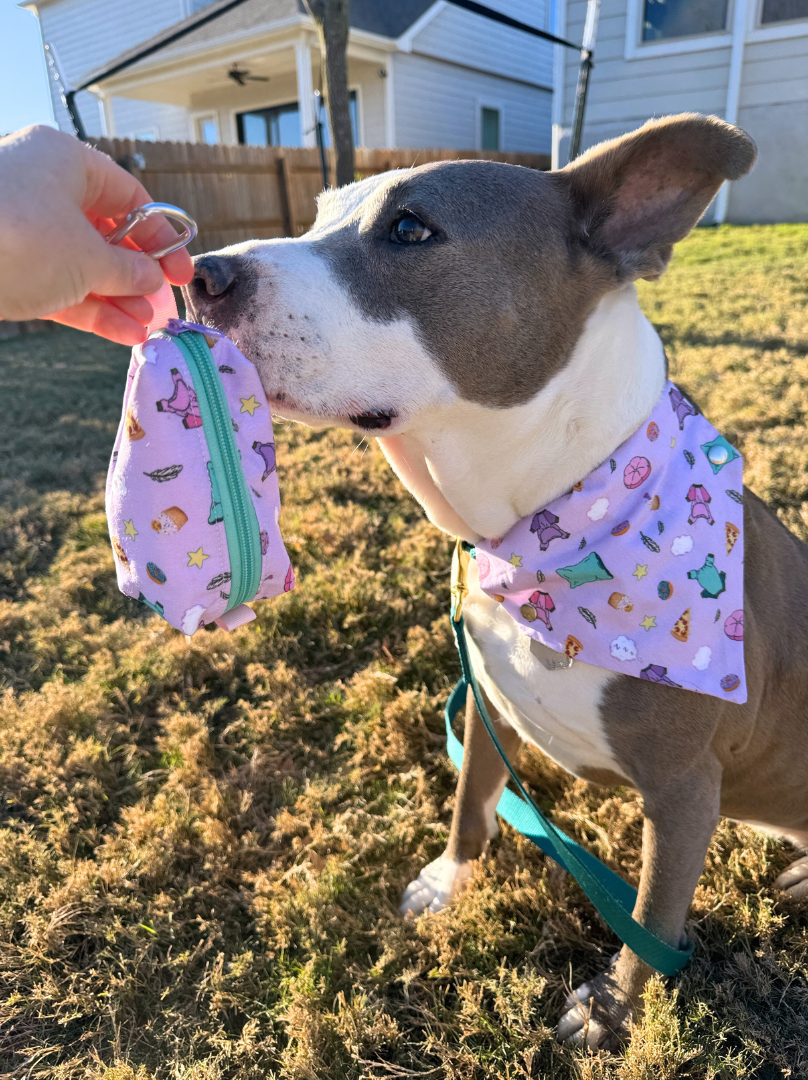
82,144,194,284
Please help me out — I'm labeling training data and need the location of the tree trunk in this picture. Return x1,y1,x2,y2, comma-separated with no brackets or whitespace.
303,0,354,188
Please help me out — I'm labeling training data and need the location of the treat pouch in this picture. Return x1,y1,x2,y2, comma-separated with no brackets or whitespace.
106,318,294,634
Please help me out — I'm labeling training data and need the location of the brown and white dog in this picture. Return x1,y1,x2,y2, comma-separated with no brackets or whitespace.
184,114,808,1049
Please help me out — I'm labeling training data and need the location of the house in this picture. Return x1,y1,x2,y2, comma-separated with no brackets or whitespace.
28,0,554,155
554,0,808,222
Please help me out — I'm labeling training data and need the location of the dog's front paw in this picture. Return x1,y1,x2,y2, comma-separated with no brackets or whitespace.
775,853,808,899
399,854,473,916
557,956,637,1051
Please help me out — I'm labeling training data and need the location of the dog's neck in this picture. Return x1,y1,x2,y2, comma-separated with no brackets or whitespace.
379,285,667,541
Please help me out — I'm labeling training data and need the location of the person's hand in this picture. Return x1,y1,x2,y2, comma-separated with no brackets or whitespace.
0,125,194,345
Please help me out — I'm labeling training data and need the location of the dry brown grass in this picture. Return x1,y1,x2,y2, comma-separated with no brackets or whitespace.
0,224,807,1079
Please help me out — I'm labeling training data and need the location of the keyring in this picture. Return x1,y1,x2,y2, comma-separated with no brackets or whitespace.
105,202,198,260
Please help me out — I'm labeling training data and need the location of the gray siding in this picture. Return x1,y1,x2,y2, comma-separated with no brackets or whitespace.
412,0,554,89
561,0,731,140
732,31,808,222
556,0,808,220
37,0,191,139
740,36,808,109
731,100,808,222
393,51,552,152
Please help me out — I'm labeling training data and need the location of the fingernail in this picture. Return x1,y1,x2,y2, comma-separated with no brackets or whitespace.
134,254,161,293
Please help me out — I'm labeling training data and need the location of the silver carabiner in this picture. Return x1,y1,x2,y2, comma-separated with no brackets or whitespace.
105,202,198,260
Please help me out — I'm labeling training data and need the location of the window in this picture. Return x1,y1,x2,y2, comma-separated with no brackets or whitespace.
238,102,300,146
316,92,358,148
480,107,500,151
195,115,219,144
134,131,156,142
642,0,730,40
237,93,358,147
760,0,808,21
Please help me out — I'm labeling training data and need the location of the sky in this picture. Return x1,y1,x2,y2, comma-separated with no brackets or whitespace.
0,0,56,135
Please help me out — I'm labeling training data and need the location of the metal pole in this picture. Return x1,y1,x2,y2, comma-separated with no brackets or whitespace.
568,0,600,161
313,89,329,189
569,51,593,161
64,90,88,142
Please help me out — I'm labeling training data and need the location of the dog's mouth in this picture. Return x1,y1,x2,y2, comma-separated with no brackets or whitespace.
268,393,398,433
348,410,395,431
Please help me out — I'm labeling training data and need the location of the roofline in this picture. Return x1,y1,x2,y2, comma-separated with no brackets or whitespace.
396,1,446,51
75,0,571,96
89,25,396,96
76,0,270,91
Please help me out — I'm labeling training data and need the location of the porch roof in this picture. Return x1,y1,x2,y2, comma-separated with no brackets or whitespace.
79,0,435,93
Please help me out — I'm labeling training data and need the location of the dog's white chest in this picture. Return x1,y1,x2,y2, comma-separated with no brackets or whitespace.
462,565,627,781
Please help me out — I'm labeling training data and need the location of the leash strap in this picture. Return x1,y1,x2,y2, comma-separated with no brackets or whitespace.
447,542,692,976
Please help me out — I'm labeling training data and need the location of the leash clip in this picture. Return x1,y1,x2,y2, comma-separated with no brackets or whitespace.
451,539,471,622
105,202,198,259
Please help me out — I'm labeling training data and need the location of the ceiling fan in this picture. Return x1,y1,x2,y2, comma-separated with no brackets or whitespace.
227,65,269,86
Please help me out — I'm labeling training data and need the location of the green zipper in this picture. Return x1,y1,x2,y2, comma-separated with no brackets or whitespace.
170,330,262,611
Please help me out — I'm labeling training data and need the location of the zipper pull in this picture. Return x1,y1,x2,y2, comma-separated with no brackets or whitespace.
214,604,257,632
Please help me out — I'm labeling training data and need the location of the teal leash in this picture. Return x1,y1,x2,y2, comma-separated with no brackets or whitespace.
447,542,692,977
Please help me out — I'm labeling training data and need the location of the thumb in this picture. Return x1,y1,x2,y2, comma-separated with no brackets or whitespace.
79,229,165,298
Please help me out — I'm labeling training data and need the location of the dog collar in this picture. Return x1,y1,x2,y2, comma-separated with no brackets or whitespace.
472,381,746,702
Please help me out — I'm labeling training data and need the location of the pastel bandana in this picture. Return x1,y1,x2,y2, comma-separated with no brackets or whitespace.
476,382,746,702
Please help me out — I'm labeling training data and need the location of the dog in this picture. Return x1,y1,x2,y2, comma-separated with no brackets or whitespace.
183,114,808,1049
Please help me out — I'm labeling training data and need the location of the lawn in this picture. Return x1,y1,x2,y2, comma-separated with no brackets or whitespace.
0,224,807,1080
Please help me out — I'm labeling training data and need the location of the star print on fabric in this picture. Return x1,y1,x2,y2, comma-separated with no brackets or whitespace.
240,395,261,416
640,615,657,631
124,519,138,540
509,553,523,568
187,547,210,568
632,563,648,580
670,438,676,448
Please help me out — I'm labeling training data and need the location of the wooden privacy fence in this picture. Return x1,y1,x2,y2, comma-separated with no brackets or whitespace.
93,139,550,255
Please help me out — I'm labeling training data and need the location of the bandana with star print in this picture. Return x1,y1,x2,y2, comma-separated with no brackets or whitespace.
475,382,746,701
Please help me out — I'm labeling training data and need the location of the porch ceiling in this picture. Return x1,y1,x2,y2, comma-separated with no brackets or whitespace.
91,31,394,106
91,24,311,105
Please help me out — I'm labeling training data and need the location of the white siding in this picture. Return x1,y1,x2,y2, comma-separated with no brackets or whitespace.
394,51,552,152
351,62,387,147
411,0,554,89
37,0,191,138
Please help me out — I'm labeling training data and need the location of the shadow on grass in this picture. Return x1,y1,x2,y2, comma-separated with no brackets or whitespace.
0,327,129,502
0,328,129,599
655,325,808,357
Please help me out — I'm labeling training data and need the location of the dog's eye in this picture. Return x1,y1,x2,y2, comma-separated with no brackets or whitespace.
391,214,432,243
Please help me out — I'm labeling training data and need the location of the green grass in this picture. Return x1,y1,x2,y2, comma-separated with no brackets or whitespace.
0,224,807,1079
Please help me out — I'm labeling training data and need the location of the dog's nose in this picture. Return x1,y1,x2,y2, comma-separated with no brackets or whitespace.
189,255,239,303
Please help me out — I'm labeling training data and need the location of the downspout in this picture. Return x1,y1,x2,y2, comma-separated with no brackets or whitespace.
714,0,750,223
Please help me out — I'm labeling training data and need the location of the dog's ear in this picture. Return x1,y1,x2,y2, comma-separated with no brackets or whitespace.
557,114,756,280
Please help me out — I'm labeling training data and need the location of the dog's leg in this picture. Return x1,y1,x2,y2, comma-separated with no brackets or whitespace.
557,753,722,1050
400,686,521,916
